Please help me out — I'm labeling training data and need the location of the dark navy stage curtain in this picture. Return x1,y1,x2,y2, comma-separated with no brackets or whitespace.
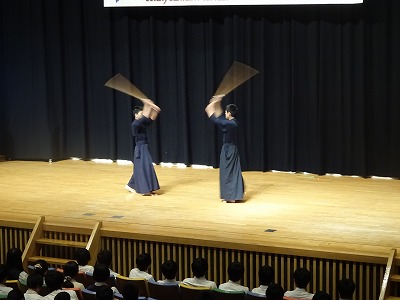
0,0,399,177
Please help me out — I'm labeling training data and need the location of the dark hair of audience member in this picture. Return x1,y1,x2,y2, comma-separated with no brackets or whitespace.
227,261,245,282
293,267,311,289
45,270,65,292
136,253,151,271
192,258,208,278
32,259,49,277
338,278,356,298
27,273,44,290
54,291,71,300
122,283,139,300
75,248,91,266
312,291,331,300
63,261,79,288
265,283,284,300
7,289,25,300
97,250,112,268
0,264,7,283
96,285,114,300
259,265,274,286
5,248,24,280
197,290,216,300
161,260,178,280
93,263,110,282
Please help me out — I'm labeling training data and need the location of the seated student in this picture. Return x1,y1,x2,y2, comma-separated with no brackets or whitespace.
129,253,154,281
252,265,274,295
86,264,119,294
218,261,249,292
96,285,114,300
312,291,331,300
284,267,314,299
0,264,13,297
24,274,44,300
20,260,49,286
62,261,85,290
182,258,217,289
96,250,119,277
121,283,139,300
5,248,25,281
337,278,355,300
265,283,284,300
42,270,78,300
7,289,25,300
75,249,94,274
53,292,70,300
157,260,179,284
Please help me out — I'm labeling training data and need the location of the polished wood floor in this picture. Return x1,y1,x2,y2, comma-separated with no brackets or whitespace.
1,159,400,263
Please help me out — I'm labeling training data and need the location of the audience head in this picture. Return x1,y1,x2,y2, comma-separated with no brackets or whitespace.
313,291,331,300
97,250,113,268
265,283,284,300
122,283,139,300
54,291,71,300
293,267,311,289
93,263,111,282
338,278,356,299
227,261,245,282
75,248,91,266
197,290,216,300
192,258,208,278
161,260,178,280
0,264,7,283
6,248,24,272
96,285,114,300
45,270,65,292
259,265,274,286
27,273,44,291
32,259,49,277
63,261,79,279
7,289,24,300
136,253,151,271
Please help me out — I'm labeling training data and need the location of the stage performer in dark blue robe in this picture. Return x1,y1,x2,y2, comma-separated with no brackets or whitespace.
205,95,244,202
126,99,161,196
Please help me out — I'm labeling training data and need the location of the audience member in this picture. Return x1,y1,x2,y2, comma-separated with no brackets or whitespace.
5,248,25,280
75,249,94,274
182,258,217,289
96,250,119,277
312,291,331,300
129,253,154,281
53,292,70,300
7,289,25,300
284,267,314,299
86,264,119,294
218,261,249,292
0,264,13,297
62,261,85,290
24,274,44,300
158,260,179,284
338,278,355,300
251,265,274,295
121,283,139,300
265,283,284,300
96,285,114,300
43,270,78,300
197,290,216,300
20,260,49,286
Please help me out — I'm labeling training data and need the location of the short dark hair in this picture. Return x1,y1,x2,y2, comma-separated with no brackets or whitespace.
96,285,114,300
161,260,178,280
27,273,44,289
226,104,238,118
75,248,91,266
192,258,208,278
93,263,110,282
54,291,71,300
122,283,139,300
227,261,245,282
338,278,356,298
32,259,49,277
97,250,112,267
312,291,331,300
133,106,143,116
0,264,7,282
7,289,24,300
45,270,65,292
259,265,274,285
136,253,151,271
293,267,311,289
265,283,284,300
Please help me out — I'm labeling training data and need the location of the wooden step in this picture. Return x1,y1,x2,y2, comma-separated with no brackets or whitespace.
28,256,72,266
391,274,400,282
43,222,94,235
386,297,400,300
36,238,87,248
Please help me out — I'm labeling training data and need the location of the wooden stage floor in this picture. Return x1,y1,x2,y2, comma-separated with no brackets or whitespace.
1,159,400,264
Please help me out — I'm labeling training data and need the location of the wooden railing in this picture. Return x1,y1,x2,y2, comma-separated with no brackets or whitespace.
379,248,398,300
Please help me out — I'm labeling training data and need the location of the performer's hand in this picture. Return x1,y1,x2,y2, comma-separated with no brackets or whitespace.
209,94,225,103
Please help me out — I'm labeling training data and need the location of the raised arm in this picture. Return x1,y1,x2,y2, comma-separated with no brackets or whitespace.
141,99,161,120
205,95,224,118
